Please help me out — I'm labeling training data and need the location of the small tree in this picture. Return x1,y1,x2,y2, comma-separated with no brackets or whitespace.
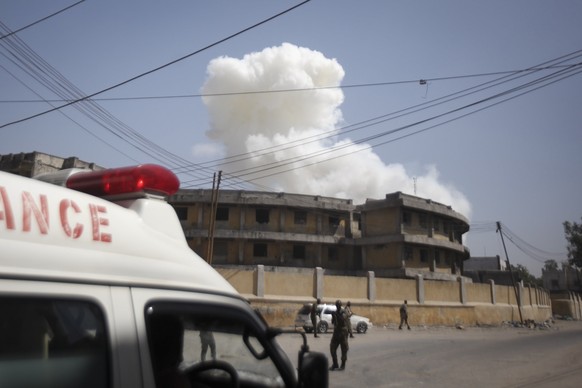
564,217,582,268
511,264,542,287
543,259,559,272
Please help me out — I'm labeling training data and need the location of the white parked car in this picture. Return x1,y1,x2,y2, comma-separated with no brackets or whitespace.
294,303,372,334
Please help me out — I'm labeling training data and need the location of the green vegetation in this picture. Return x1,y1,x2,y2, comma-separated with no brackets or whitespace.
564,217,582,268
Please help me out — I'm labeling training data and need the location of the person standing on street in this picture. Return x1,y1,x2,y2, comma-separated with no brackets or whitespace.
345,301,354,338
399,300,411,330
310,298,321,337
329,299,349,371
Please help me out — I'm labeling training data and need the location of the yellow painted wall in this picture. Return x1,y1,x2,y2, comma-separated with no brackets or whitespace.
217,267,553,327
466,282,491,303
323,275,367,300
376,278,415,302
424,279,460,303
265,272,312,297
218,268,254,294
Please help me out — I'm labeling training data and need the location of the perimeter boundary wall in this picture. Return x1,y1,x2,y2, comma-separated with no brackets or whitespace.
216,265,552,328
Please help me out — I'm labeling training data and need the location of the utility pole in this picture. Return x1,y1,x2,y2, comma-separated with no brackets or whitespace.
497,221,523,323
206,171,222,264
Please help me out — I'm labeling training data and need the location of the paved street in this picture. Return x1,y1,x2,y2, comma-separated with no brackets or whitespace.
277,320,582,387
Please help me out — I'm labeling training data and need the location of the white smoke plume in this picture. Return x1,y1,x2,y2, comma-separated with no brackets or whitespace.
201,43,471,217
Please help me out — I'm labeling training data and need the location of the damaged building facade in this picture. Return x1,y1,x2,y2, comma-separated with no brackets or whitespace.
169,189,470,279
1,151,471,279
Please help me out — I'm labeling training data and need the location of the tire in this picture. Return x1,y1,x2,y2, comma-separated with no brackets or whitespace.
356,321,368,334
317,321,328,333
303,326,313,333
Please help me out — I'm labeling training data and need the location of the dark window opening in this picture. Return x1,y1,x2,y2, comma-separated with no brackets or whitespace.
419,213,427,228
328,246,338,261
253,243,268,257
216,207,229,221
402,211,411,226
420,249,429,263
294,211,307,225
256,209,270,224
404,247,413,261
174,207,188,221
293,245,306,260
329,216,339,229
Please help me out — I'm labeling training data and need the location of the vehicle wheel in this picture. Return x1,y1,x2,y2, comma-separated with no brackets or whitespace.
356,321,367,334
317,321,328,333
304,326,313,333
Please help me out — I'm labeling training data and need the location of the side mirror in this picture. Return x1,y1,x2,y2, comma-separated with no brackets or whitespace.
298,351,328,388
274,329,329,387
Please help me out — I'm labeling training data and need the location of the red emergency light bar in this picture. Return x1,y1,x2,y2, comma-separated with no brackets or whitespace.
66,164,180,197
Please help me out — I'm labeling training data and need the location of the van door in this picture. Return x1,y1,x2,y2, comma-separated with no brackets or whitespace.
131,288,296,388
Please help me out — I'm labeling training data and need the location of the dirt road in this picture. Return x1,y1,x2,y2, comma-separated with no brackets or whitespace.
278,320,582,387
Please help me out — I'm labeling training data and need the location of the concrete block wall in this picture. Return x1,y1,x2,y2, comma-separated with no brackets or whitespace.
216,266,553,327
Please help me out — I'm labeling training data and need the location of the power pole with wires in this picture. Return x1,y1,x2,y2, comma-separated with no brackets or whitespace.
206,171,222,264
497,221,523,323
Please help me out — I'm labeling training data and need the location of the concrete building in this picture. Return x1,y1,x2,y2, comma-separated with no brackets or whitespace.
1,151,471,280
0,152,103,177
543,266,582,292
170,190,470,280
462,255,515,285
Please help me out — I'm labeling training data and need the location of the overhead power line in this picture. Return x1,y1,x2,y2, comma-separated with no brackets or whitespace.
0,64,576,104
0,0,312,130
181,56,582,187
172,49,582,184
0,0,85,40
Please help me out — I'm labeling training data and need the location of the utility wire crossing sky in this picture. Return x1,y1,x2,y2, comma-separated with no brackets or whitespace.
1,0,580,276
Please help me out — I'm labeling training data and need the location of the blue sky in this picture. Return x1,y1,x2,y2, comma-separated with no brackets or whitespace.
2,0,581,276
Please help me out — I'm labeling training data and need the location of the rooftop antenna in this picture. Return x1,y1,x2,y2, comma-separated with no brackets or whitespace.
413,177,417,195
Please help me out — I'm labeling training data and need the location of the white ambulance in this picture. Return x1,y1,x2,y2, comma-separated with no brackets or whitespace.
0,165,327,388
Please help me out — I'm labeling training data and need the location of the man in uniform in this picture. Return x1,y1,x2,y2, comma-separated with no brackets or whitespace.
329,299,349,371
345,301,354,338
310,298,321,337
399,300,411,330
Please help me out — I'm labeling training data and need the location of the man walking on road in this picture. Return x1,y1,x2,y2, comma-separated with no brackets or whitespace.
310,298,321,337
399,300,411,330
329,299,349,371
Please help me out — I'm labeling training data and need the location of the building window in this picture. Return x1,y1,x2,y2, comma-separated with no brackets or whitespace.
433,219,440,232
404,247,413,261
216,207,229,221
256,209,270,224
329,216,339,229
402,211,411,226
214,240,228,256
353,213,361,231
419,213,427,228
551,279,559,289
174,207,188,221
294,211,307,225
435,250,441,265
420,249,429,263
443,221,450,235
328,246,338,261
253,243,268,257
293,245,306,260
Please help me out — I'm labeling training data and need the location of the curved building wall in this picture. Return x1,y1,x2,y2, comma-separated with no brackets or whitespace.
169,189,469,278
